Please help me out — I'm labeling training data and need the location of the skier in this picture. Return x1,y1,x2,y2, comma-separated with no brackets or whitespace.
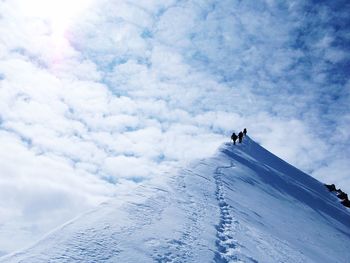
238,131,243,143
231,132,238,145
243,128,247,136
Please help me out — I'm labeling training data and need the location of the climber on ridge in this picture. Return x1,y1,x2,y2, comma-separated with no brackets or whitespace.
231,132,238,145
238,131,244,143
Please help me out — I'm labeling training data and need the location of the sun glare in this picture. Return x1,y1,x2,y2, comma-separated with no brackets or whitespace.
20,0,93,38
18,0,94,61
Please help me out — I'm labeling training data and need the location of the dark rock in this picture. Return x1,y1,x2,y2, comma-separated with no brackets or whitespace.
341,199,350,208
325,184,336,191
335,188,343,194
337,192,348,200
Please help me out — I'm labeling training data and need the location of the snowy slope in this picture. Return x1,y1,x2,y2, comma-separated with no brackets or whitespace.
1,136,350,263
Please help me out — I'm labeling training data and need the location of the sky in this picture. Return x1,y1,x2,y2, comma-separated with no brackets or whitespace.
0,0,349,255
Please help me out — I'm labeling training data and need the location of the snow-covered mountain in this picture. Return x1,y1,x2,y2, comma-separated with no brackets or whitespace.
1,136,349,263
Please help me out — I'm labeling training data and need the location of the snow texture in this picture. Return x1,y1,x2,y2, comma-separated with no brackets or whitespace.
1,136,349,262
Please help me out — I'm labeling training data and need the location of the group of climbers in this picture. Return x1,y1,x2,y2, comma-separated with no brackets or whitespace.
325,184,350,208
230,128,247,145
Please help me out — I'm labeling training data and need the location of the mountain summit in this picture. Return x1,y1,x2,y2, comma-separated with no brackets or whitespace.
2,137,350,262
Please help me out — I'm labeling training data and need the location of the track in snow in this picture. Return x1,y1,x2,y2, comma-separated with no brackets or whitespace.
214,162,258,263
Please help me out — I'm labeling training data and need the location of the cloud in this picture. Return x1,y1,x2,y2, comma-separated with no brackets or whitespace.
0,130,113,252
0,0,349,254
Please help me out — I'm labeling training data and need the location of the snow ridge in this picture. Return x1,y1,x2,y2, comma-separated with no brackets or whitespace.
1,137,350,262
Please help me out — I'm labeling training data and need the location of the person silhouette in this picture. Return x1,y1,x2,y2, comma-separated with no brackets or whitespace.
231,132,238,145
243,128,247,136
238,131,243,143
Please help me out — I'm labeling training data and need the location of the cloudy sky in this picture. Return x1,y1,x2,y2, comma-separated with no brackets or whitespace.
0,0,349,254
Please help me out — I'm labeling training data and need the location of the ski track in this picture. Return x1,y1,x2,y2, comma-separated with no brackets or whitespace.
214,163,258,263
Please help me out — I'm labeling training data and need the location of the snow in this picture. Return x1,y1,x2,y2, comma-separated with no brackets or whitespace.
1,136,349,262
